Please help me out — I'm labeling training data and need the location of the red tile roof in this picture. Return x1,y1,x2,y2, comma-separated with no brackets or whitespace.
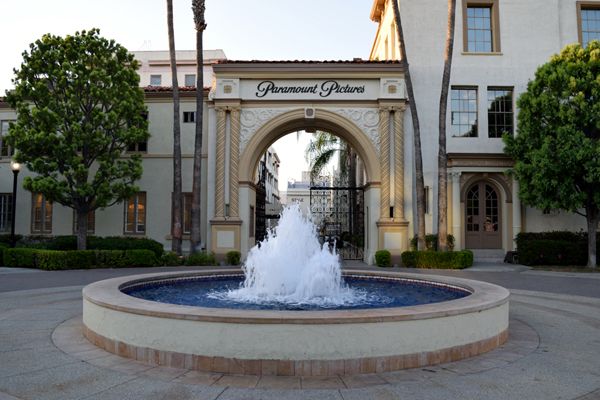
217,59,400,64
143,86,211,92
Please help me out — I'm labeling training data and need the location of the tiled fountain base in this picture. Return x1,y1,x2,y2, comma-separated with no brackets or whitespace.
53,317,537,389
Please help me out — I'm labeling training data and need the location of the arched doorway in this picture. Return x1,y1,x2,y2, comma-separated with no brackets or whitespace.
465,181,502,249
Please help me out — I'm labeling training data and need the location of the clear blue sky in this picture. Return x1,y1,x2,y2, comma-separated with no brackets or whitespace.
0,0,377,93
0,0,379,191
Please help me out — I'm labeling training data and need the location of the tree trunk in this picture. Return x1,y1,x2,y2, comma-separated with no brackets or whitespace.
437,0,457,252
191,0,206,253
586,206,599,268
76,209,88,251
391,0,426,250
167,0,183,255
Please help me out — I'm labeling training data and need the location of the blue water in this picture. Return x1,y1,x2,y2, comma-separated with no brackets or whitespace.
122,275,470,311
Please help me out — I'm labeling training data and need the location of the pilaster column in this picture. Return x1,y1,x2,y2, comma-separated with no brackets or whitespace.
214,107,227,218
512,179,522,249
393,106,405,220
451,171,462,250
379,107,391,219
229,107,241,218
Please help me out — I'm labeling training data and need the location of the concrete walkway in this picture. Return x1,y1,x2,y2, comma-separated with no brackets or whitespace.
1,264,599,399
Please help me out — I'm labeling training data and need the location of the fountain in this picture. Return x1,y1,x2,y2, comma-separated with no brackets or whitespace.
82,204,509,376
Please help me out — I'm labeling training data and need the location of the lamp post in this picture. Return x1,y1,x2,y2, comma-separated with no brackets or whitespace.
10,161,20,248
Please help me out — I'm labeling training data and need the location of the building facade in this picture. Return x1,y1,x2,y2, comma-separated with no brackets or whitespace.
370,0,599,254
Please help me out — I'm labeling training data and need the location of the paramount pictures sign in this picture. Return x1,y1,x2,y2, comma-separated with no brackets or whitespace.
240,79,381,100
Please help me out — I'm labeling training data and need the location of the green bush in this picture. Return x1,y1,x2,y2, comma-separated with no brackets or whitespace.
87,236,164,257
410,234,455,251
401,250,473,269
0,234,22,246
161,251,184,266
226,251,241,266
515,231,599,266
123,250,159,267
95,250,128,268
35,250,96,270
186,251,217,266
375,250,392,267
0,242,9,265
4,248,38,268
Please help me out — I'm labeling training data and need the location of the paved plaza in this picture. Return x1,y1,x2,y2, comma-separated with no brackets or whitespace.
1,263,599,399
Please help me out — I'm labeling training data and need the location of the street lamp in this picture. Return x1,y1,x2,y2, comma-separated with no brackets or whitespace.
10,161,20,248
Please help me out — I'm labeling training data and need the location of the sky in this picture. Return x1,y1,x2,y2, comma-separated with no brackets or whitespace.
0,0,378,191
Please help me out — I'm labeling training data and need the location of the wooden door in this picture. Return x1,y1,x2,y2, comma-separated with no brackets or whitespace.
465,182,502,249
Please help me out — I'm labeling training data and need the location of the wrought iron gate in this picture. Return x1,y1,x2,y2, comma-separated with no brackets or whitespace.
255,159,267,244
310,185,365,260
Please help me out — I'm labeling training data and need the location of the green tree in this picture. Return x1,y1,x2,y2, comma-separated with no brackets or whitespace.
305,131,354,186
504,41,600,268
6,29,148,250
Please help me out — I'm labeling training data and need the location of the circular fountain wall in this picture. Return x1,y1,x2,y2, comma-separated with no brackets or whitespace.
83,270,509,376
82,206,509,376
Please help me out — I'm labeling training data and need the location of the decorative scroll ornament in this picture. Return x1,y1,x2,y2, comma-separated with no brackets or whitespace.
239,108,293,153
331,108,380,153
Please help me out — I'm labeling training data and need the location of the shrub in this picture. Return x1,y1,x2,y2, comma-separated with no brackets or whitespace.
410,234,455,251
374,250,392,267
87,236,164,257
226,251,241,266
124,250,159,267
186,252,217,266
95,250,128,268
4,248,37,268
0,242,9,265
401,250,473,269
35,250,96,270
0,234,22,246
161,251,184,266
515,231,598,266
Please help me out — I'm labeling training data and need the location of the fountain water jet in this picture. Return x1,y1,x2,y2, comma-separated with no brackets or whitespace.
224,203,355,306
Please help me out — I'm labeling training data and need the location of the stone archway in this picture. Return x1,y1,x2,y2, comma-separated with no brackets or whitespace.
205,61,408,264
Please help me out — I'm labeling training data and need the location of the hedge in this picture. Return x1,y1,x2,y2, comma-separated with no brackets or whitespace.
3,248,159,270
410,234,455,251
375,250,392,267
401,250,473,269
515,231,599,266
13,235,164,257
185,252,217,266
226,250,241,266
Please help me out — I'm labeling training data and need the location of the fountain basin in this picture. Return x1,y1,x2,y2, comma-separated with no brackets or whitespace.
82,269,509,376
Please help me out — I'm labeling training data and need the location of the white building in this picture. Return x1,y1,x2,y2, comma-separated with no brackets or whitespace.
369,0,598,254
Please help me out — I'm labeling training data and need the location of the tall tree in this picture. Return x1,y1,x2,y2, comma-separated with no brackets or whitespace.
167,0,183,255
305,132,352,184
437,0,457,252
6,29,148,250
504,41,600,268
190,0,206,252
391,0,426,250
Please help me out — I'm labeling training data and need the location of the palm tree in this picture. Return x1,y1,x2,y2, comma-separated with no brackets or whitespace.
391,0,426,250
437,0,457,252
191,0,206,252
167,0,182,254
305,131,355,187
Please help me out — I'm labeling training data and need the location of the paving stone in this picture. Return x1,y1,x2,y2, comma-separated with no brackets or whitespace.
172,371,223,385
214,374,260,388
301,376,346,389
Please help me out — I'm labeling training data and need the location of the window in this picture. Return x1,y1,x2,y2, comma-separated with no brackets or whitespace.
124,192,146,234
487,88,513,138
424,186,431,214
127,141,148,152
150,74,162,86
463,0,500,53
31,193,52,234
183,111,195,123
451,87,478,137
578,3,600,47
0,193,13,233
73,210,95,234
0,120,14,157
184,74,196,87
